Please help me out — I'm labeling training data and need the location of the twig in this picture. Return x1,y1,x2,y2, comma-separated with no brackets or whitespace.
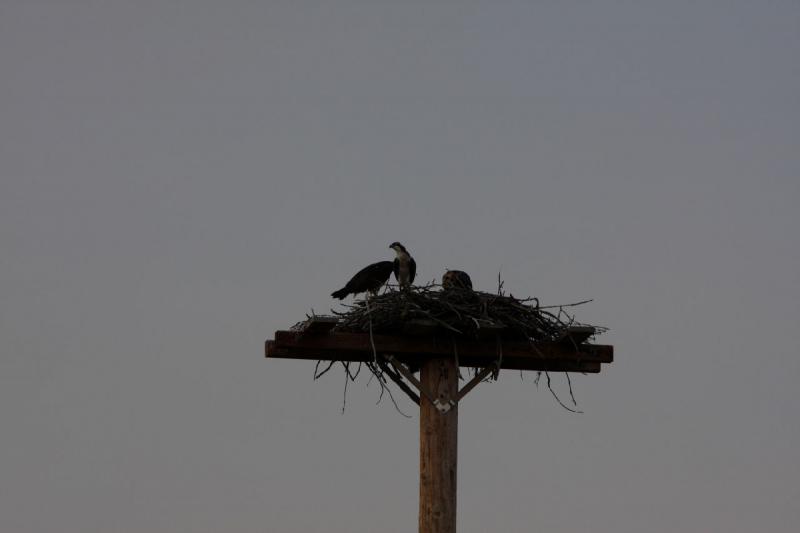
545,371,583,414
493,336,502,380
366,296,377,363
341,364,349,414
538,299,594,309
565,372,578,407
314,360,336,380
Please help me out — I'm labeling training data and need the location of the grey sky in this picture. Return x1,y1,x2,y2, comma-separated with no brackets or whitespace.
1,1,798,532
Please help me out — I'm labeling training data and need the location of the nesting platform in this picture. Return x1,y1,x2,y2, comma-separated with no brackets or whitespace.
265,316,613,373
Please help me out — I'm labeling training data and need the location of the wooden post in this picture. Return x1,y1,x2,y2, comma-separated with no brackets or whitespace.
419,357,458,533
266,320,614,532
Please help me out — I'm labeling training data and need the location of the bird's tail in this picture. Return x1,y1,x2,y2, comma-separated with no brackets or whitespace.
331,287,349,299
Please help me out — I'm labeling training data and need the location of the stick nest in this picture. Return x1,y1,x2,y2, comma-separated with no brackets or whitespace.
330,284,606,341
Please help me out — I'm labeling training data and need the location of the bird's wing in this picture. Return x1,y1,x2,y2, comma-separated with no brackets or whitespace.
374,260,395,281
350,261,393,290
409,257,417,285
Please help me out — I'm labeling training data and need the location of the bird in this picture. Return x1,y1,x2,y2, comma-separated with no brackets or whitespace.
442,270,473,290
331,261,394,299
389,242,416,289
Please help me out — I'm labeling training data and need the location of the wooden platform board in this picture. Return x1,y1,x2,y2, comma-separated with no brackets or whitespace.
265,318,613,373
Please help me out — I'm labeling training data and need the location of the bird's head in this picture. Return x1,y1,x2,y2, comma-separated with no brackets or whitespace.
389,242,407,254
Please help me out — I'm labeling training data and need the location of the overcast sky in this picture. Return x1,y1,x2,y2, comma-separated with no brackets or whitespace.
1,2,798,532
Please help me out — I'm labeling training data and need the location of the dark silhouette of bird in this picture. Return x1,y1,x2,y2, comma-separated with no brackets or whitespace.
331,261,394,299
442,270,473,290
389,242,416,289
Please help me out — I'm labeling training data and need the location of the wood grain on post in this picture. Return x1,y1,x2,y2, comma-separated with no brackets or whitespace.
419,357,458,533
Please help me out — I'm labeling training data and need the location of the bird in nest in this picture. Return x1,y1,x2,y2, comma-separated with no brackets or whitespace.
331,242,417,299
389,241,416,290
442,270,473,290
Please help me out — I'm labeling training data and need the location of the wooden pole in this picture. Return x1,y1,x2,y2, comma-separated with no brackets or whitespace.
266,319,614,532
419,357,458,533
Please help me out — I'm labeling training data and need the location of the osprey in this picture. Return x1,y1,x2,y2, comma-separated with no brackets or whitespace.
331,261,394,299
442,270,473,290
390,242,416,289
